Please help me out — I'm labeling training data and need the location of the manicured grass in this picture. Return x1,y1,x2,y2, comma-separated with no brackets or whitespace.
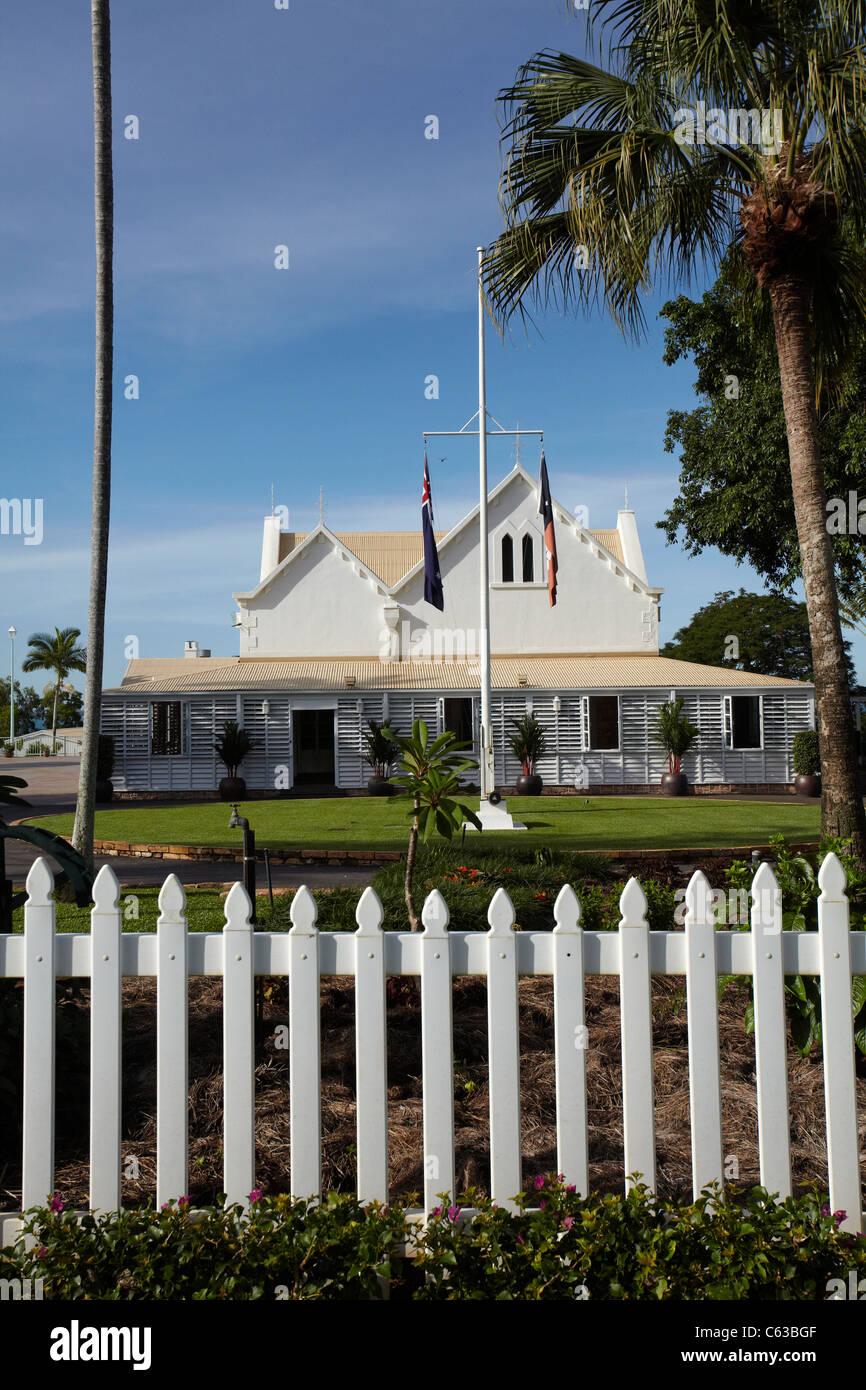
29,793,822,852
10,888,229,934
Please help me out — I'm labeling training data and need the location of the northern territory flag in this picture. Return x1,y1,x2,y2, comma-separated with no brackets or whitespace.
538,451,558,607
422,453,444,610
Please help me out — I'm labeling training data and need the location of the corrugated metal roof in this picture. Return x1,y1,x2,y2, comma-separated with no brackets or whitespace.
275,527,623,583
111,655,809,694
587,529,623,562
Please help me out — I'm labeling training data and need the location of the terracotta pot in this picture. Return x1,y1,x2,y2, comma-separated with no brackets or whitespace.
2,750,13,758
660,771,688,796
794,773,821,797
515,773,543,796
219,776,247,801
95,779,114,803
367,774,392,796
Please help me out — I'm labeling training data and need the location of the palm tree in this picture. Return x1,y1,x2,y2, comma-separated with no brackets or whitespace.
72,0,114,871
482,0,866,862
21,628,87,750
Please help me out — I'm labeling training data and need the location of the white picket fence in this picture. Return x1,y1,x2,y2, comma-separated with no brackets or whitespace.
1,852,864,1247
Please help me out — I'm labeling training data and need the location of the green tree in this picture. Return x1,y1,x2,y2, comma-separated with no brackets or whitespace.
661,589,855,684
386,720,481,932
73,0,114,872
21,629,87,750
0,679,43,737
482,0,866,861
657,254,866,600
42,682,85,730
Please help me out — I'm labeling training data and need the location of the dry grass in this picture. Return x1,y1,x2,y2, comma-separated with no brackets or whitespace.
3,970,863,1213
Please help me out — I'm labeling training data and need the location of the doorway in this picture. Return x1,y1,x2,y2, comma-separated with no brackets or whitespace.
292,709,336,785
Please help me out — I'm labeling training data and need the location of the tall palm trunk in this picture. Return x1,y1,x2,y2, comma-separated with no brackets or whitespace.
769,273,866,862
72,0,114,871
51,674,60,751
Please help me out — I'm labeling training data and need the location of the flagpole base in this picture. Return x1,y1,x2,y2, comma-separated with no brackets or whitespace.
465,798,526,832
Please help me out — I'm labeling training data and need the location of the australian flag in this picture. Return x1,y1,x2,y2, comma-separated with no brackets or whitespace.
538,450,558,607
422,453,445,610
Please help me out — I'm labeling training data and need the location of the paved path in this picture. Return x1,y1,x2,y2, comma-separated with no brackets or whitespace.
2,759,375,891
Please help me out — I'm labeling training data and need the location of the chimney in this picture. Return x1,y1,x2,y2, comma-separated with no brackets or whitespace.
616,508,648,583
184,641,200,658
260,514,283,582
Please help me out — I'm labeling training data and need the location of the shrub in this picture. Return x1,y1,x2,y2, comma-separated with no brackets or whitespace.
507,714,547,775
4,1182,864,1300
792,729,820,776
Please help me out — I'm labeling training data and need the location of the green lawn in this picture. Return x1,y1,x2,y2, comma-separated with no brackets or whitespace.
29,794,822,852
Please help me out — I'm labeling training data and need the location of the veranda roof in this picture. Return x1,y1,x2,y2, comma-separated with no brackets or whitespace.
108,655,810,694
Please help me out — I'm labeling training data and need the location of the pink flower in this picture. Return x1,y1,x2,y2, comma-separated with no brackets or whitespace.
516,1234,525,1245
49,1194,63,1214
539,1200,547,1209
430,1206,442,1218
249,1189,263,1204
566,1185,576,1194
448,1206,459,1222
37,1245,48,1258
534,1175,545,1191
562,1216,574,1231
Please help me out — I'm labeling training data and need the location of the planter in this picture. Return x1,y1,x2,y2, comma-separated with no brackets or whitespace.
660,771,688,796
219,776,247,801
2,750,13,759
41,746,51,757
95,779,114,803
794,773,821,797
366,775,392,796
515,772,543,796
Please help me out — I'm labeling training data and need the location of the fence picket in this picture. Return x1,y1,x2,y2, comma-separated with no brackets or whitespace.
354,887,388,1203
156,875,189,1208
684,870,723,1197
817,853,862,1234
618,877,656,1192
90,865,123,1212
552,884,588,1195
223,882,256,1207
289,886,322,1199
421,889,455,1215
750,861,791,1199
22,858,56,1211
486,888,522,1208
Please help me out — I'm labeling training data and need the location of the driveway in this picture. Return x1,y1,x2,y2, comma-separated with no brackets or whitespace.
2,758,375,893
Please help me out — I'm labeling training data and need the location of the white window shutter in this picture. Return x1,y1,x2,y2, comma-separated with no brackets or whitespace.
723,696,733,749
580,695,590,751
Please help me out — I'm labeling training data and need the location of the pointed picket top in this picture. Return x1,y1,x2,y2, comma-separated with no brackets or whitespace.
684,869,714,925
224,880,253,931
421,888,450,937
750,859,780,899
157,873,187,923
619,876,648,927
355,885,384,935
553,882,582,933
818,850,848,902
92,863,121,912
289,884,318,935
486,886,515,936
25,855,53,907
750,859,781,925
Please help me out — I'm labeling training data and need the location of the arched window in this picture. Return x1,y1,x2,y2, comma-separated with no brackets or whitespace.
522,534,534,582
501,534,514,582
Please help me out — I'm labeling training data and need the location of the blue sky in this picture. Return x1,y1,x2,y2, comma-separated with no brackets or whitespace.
2,0,858,695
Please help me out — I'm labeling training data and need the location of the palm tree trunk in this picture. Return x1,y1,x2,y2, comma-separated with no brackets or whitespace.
72,0,114,872
768,273,866,864
405,807,420,932
51,675,60,751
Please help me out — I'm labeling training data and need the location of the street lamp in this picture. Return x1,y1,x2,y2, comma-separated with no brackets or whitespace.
8,628,15,742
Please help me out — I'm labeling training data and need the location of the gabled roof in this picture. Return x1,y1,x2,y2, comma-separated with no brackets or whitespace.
234,465,632,600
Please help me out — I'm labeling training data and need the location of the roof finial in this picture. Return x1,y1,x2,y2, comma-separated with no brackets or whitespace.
318,486,325,526
624,479,629,509
270,483,274,516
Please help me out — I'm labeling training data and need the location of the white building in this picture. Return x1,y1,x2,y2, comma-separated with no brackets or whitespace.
101,466,813,793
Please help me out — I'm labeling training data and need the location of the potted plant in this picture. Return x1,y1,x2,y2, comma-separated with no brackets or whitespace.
792,729,820,796
361,717,398,795
508,713,547,795
653,698,698,795
215,720,256,800
2,742,13,759
95,733,115,803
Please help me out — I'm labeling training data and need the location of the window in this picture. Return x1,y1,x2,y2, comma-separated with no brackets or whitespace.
521,534,534,582
151,701,184,755
442,697,474,745
583,695,620,750
724,695,762,749
501,535,514,582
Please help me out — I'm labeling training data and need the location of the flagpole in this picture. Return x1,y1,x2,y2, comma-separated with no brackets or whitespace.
477,246,493,804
